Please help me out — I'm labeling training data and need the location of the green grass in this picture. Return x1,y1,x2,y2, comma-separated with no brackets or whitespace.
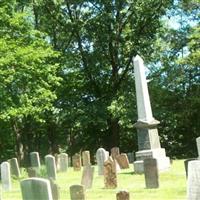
2,160,186,200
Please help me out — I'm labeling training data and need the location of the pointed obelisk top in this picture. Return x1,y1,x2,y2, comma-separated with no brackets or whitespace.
133,55,155,123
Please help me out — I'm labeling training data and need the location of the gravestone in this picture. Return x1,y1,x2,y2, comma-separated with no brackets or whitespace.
45,155,57,180
55,154,61,171
111,147,120,159
1,162,12,191
82,151,91,166
196,137,200,158
20,177,53,200
96,148,109,175
104,157,117,189
184,158,197,178
116,154,130,169
127,152,134,163
27,167,37,177
59,153,68,172
187,160,200,200
133,55,170,173
9,157,21,177
144,158,159,188
116,190,130,200
81,165,95,189
49,178,60,200
30,152,41,169
72,154,81,171
70,184,85,200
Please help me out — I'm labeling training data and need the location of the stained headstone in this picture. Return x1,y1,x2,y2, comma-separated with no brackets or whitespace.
27,167,37,177
96,148,109,175
45,155,57,180
9,158,21,177
127,152,134,163
30,152,41,169
82,151,91,166
59,153,68,172
116,154,130,169
196,137,200,158
1,162,12,191
133,55,170,173
81,165,95,189
144,158,159,188
184,158,197,178
20,177,53,200
72,154,81,171
116,190,130,200
187,160,200,200
70,184,85,200
104,157,117,189
111,147,120,159
49,178,60,200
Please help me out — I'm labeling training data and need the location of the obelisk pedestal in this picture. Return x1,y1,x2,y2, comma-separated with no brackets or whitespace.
133,55,170,173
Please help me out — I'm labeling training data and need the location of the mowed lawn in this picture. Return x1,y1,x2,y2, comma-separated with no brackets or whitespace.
2,160,186,200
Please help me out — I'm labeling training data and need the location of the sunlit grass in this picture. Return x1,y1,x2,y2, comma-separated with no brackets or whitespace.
1,160,186,200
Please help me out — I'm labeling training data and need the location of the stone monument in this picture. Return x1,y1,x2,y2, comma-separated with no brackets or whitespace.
196,137,200,159
133,55,170,173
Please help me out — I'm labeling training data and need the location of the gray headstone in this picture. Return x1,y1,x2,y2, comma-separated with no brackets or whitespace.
116,190,130,200
27,167,37,177
9,158,21,177
72,154,81,171
82,151,91,166
127,152,134,163
81,165,95,189
104,157,117,189
45,155,57,180
30,152,41,169
49,178,60,200
1,162,12,191
20,177,53,200
184,158,197,178
70,184,85,200
196,137,200,158
187,160,200,200
96,148,109,175
144,158,159,188
59,153,68,172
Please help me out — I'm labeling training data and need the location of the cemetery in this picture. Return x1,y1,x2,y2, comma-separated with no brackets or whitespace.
0,1,199,200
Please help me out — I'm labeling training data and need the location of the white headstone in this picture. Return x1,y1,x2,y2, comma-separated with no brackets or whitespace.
196,137,200,158
30,152,41,169
133,55,154,122
187,160,200,200
9,158,21,177
20,178,53,200
1,162,12,191
59,153,68,172
45,155,57,180
96,148,109,175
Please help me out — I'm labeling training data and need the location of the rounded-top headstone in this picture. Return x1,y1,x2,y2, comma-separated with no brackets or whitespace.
70,184,85,200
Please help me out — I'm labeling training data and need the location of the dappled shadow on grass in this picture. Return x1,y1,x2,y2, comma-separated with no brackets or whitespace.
119,171,135,175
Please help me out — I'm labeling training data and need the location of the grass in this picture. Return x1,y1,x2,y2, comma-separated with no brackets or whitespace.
2,160,186,200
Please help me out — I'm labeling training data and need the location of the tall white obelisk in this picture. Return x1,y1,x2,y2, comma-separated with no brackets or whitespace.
133,55,170,173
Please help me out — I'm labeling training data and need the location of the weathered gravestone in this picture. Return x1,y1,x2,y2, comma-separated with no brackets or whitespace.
1,162,12,191
72,154,81,171
20,177,53,200
55,154,61,172
144,158,159,188
104,157,117,189
82,151,91,166
70,184,85,200
49,178,60,200
127,152,134,163
30,152,41,169
27,167,37,177
133,55,170,173
196,137,200,159
116,154,130,169
111,147,120,159
116,190,130,200
81,165,95,189
9,157,21,177
187,160,200,200
96,148,109,175
59,153,68,172
184,158,197,178
45,155,57,180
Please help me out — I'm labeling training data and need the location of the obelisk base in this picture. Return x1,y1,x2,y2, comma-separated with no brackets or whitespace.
133,148,170,174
